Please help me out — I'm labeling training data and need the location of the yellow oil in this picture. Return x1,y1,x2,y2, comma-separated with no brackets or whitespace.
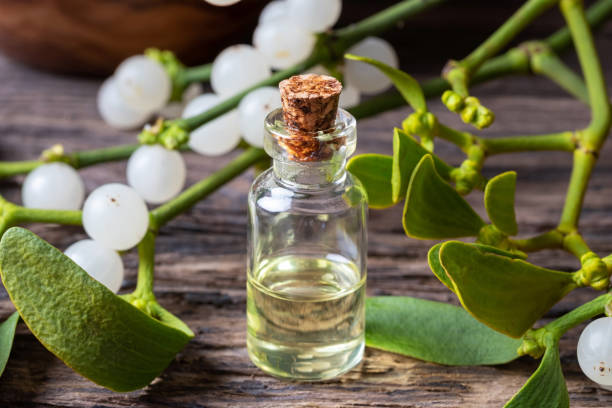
246,255,365,381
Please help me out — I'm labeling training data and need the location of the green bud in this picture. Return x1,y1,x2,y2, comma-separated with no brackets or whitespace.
402,112,421,134
138,129,158,145
464,96,480,106
424,112,437,131
40,144,65,162
159,124,189,150
460,105,478,124
577,252,610,290
442,90,464,112
402,110,436,136
517,329,545,359
475,106,495,129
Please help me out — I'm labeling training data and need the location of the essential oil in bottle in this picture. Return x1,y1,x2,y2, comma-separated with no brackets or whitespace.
246,74,367,381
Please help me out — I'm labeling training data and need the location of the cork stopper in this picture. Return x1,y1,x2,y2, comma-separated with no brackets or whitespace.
278,74,342,161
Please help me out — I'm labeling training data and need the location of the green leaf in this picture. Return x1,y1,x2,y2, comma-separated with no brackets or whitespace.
485,171,518,236
403,155,485,239
428,243,526,293
427,243,455,292
0,227,194,392
366,297,522,366
392,128,452,202
505,336,569,408
0,311,19,377
344,54,426,111
347,154,395,209
439,241,576,338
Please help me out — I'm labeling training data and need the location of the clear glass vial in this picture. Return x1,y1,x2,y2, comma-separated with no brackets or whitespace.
246,108,367,381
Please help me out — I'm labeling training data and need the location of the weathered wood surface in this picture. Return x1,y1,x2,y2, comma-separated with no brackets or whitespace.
1,21,612,408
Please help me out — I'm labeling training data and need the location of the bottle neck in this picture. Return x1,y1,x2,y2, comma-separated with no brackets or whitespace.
273,158,347,190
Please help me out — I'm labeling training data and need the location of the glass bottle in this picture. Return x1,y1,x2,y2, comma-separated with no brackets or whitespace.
246,104,367,381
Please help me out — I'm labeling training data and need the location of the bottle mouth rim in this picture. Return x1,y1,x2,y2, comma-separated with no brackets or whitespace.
264,108,356,142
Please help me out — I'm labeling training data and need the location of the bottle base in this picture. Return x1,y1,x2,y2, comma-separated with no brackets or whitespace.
247,333,364,381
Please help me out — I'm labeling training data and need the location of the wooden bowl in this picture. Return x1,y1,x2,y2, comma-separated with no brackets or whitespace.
0,0,267,76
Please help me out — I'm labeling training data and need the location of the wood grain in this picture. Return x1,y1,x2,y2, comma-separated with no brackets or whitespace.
1,24,612,408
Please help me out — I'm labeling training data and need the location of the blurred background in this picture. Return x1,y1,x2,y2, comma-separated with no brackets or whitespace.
0,0,609,77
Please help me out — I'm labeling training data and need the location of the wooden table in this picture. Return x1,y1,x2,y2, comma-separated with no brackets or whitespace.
0,39,612,406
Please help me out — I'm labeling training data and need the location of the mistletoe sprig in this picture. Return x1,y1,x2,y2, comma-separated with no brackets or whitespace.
0,0,456,392
0,0,609,405
348,0,612,405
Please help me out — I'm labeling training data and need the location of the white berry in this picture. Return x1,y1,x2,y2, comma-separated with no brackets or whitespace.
182,93,242,156
578,317,612,389
211,45,271,97
65,239,124,293
127,145,186,204
97,77,151,129
238,87,281,148
115,55,171,112
253,20,315,69
286,0,342,32
345,37,399,94
204,0,241,5
22,162,85,210
259,0,288,24
339,83,361,108
82,183,149,251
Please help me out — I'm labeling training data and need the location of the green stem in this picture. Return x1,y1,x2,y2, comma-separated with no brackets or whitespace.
0,144,138,180
563,231,592,258
435,124,473,151
445,0,559,93
0,161,40,179
67,144,138,169
11,205,82,226
548,0,612,52
545,292,611,338
179,63,212,86
529,46,590,104
558,149,596,232
511,229,565,252
561,0,612,152
133,230,157,300
481,131,576,154
151,148,267,228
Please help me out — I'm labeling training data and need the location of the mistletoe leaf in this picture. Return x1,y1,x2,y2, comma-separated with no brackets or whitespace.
427,243,455,292
0,311,19,377
366,297,522,366
427,242,526,292
392,128,452,202
485,171,518,236
403,155,485,239
344,54,426,111
347,154,395,209
439,241,576,338
504,337,569,408
0,227,194,392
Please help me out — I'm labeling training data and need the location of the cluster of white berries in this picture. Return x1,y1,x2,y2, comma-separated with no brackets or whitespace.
97,0,399,153
98,56,172,130
28,0,400,295
21,144,186,293
578,317,612,390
